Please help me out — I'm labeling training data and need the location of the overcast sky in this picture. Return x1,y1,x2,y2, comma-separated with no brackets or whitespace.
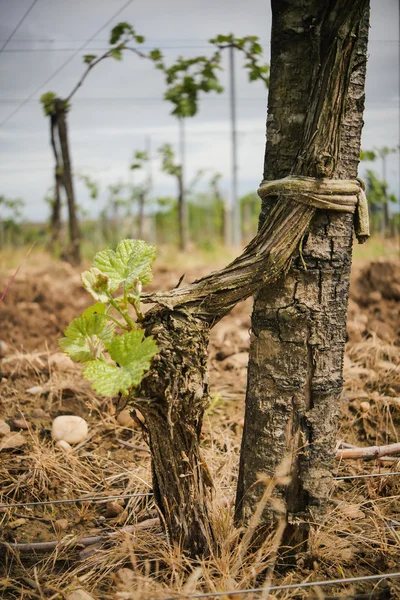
0,0,399,222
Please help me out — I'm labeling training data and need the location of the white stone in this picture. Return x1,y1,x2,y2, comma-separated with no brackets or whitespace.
52,415,88,445
66,590,95,600
0,340,9,357
55,440,73,453
27,385,45,395
0,420,10,436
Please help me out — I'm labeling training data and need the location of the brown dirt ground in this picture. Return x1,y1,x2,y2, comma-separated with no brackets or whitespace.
0,254,399,599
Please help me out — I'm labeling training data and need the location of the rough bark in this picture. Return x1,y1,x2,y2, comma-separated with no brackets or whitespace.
49,114,62,247
235,0,369,552
134,309,215,557
130,0,369,558
177,172,188,251
55,99,81,265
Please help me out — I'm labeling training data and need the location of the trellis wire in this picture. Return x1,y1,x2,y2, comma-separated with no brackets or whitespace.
0,472,399,509
0,492,152,509
335,471,400,481
151,572,400,600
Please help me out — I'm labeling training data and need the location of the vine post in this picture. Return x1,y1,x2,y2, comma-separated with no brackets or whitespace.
235,0,370,556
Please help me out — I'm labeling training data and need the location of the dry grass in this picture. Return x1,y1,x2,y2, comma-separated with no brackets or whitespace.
0,253,399,599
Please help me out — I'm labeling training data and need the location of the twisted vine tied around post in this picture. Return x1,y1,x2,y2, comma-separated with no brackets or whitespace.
258,176,369,243
142,176,369,323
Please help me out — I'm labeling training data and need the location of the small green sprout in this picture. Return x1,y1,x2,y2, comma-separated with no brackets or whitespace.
59,239,158,397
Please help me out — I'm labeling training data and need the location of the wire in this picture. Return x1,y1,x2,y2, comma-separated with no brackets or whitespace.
0,0,135,129
334,471,400,481
0,97,267,104
0,0,39,52
0,492,152,509
0,39,397,47
0,97,395,106
0,45,215,53
0,472,398,509
151,572,400,600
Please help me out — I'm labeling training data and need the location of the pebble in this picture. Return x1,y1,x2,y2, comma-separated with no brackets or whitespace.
340,547,354,561
116,567,135,586
105,500,125,518
116,409,136,428
55,440,73,453
66,590,95,600
341,504,365,519
360,401,371,413
0,432,26,450
367,291,382,304
12,417,29,430
27,385,45,395
8,518,27,529
54,518,69,532
32,408,47,418
0,420,10,436
0,340,9,357
52,415,88,445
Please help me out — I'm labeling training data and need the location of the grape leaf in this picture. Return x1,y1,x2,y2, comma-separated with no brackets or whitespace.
81,267,111,302
83,329,158,396
93,239,156,293
81,302,106,317
59,312,114,362
82,361,127,396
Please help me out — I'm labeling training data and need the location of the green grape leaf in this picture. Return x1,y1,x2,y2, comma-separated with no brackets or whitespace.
83,330,158,396
81,267,111,302
59,312,115,363
82,361,124,396
93,239,156,293
150,48,163,61
83,54,97,65
107,329,156,365
81,302,106,318
40,91,57,116
110,47,123,60
110,22,135,44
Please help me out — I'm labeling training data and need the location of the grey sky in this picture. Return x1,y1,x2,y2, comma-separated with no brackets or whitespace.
0,0,399,222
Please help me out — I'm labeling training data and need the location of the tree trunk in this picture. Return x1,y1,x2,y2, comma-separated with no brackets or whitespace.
215,191,225,244
55,99,81,265
137,191,145,239
49,114,62,248
135,309,215,557
235,0,369,553
178,173,188,251
382,200,390,237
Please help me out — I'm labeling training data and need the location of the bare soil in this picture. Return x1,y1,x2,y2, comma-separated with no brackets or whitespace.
0,253,399,599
